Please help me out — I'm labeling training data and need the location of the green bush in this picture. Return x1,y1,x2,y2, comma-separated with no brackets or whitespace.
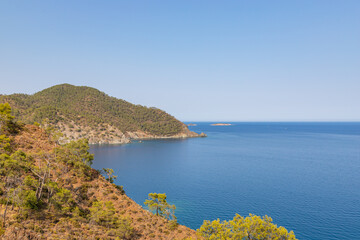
114,185,125,195
20,190,39,210
0,225,5,236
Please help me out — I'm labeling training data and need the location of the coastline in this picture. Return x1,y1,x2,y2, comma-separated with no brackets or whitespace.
211,123,232,126
88,134,203,145
64,124,206,145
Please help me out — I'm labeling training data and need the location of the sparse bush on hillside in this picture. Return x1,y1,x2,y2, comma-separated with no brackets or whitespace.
52,188,76,215
144,193,176,220
89,201,118,227
0,225,4,236
89,200,134,238
168,219,179,230
102,168,117,183
114,184,125,195
0,134,11,154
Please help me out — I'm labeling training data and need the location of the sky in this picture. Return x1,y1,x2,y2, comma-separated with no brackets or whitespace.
0,1,359,121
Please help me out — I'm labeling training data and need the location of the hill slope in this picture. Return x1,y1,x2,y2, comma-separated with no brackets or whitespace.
0,84,199,144
0,104,297,240
0,106,200,239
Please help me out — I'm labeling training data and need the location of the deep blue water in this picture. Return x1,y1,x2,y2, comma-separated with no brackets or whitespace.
91,122,360,240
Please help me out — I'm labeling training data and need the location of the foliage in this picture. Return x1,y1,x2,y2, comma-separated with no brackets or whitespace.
144,193,176,220
115,216,134,240
168,219,179,230
52,188,75,214
17,189,39,210
103,168,117,183
0,103,14,132
0,117,88,227
0,103,16,154
41,118,63,143
59,138,94,166
0,225,4,236
0,84,184,136
23,176,38,188
114,184,125,195
55,138,94,177
89,201,118,228
0,151,28,177
198,213,297,240
0,135,11,154
0,103,21,134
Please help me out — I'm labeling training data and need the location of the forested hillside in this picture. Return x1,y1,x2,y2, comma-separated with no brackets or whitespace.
0,84,198,144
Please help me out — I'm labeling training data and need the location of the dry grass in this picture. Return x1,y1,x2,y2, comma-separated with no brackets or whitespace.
1,125,201,240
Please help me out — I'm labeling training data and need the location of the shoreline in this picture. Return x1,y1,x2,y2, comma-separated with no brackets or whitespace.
211,123,232,126
88,132,207,145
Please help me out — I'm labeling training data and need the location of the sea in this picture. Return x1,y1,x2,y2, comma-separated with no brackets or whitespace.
91,122,360,240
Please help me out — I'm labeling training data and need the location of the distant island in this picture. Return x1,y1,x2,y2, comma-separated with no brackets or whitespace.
187,123,197,126
211,123,232,126
0,84,201,144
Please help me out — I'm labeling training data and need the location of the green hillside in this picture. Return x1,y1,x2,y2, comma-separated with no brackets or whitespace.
0,84,185,137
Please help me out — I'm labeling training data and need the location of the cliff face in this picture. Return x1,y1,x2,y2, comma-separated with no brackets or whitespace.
0,84,200,144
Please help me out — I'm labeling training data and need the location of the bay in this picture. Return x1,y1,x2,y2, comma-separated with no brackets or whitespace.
91,122,360,240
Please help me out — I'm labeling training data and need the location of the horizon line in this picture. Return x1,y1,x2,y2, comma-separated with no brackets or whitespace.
181,120,360,123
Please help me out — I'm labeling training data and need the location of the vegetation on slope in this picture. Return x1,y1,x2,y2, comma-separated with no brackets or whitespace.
0,103,297,240
0,103,199,239
144,193,176,220
0,84,187,140
197,214,297,240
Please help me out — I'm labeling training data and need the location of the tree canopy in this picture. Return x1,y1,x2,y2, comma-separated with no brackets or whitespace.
0,84,185,136
198,213,297,240
144,193,176,220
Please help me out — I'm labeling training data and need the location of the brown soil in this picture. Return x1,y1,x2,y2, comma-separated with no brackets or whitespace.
1,125,202,240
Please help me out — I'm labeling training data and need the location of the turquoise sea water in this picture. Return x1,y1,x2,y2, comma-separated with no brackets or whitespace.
91,122,360,240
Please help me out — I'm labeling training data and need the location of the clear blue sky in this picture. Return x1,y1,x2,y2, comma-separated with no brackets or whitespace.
1,1,359,121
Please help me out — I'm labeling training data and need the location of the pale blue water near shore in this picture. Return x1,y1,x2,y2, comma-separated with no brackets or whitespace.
91,122,360,240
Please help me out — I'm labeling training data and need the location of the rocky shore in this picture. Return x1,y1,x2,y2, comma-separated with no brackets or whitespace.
211,123,232,126
58,122,205,145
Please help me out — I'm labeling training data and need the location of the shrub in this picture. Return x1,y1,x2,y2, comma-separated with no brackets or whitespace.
0,225,5,236
19,190,39,210
168,220,179,230
114,184,125,195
